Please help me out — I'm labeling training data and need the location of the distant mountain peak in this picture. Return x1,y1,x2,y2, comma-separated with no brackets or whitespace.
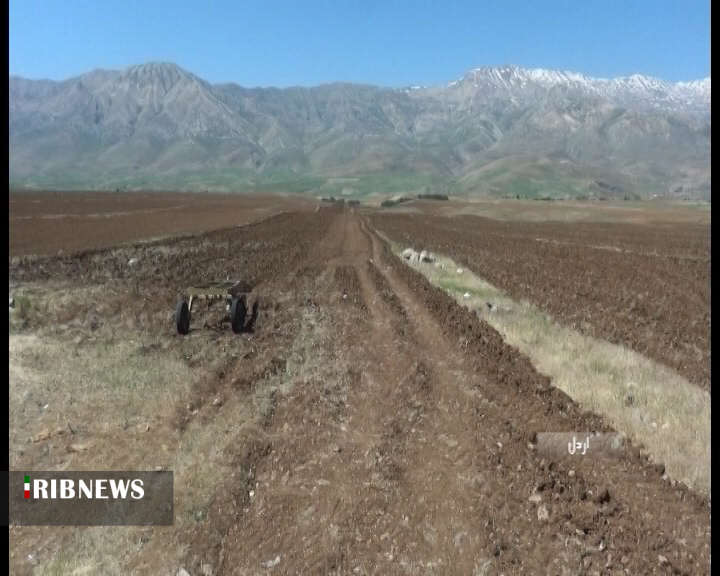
126,61,185,71
446,65,709,117
460,65,708,90
120,61,190,79
8,60,710,198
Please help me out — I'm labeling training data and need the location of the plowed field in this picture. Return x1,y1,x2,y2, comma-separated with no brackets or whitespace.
9,191,316,256
371,212,711,391
9,203,710,575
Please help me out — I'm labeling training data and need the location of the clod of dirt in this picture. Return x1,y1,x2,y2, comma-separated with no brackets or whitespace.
32,429,52,442
528,493,543,504
595,486,611,504
259,357,287,378
262,555,281,568
177,568,191,576
231,377,253,390
411,361,431,390
537,505,550,522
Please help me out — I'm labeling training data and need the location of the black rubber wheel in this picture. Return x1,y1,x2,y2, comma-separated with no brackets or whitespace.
230,296,247,334
175,301,190,335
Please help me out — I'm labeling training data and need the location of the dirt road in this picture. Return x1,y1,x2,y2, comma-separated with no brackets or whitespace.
181,209,709,575
9,206,710,575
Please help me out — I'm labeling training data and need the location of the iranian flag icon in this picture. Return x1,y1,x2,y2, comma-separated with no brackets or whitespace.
24,475,30,499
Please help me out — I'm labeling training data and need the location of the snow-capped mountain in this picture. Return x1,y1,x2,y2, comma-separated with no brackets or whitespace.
426,65,710,118
8,62,711,198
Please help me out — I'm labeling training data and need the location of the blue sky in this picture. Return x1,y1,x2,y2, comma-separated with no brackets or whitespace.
9,0,709,87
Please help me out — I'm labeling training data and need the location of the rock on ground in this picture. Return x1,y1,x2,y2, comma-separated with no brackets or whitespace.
402,248,419,261
419,250,435,262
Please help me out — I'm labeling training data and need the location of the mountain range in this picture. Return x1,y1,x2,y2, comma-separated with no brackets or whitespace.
9,62,711,199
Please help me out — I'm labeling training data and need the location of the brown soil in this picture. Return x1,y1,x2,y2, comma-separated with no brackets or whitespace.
387,198,712,226
9,205,710,575
9,191,317,256
371,212,711,391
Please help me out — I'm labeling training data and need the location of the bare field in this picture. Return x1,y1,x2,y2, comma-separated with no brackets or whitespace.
387,197,712,226
9,191,317,256
8,200,710,575
371,208,710,390
387,246,710,495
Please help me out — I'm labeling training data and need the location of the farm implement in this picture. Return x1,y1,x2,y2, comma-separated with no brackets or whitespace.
175,279,258,335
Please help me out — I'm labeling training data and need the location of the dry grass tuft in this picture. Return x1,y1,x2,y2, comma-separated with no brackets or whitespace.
391,245,711,496
9,281,331,573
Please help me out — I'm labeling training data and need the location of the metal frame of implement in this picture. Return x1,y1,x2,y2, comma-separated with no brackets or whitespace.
175,280,254,335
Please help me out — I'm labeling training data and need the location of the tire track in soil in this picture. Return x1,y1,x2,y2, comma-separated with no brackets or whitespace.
359,213,710,575
173,210,362,574
371,213,710,390
150,208,707,575
180,247,367,561
125,220,342,575
7,208,341,576
357,216,501,573
204,211,443,573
